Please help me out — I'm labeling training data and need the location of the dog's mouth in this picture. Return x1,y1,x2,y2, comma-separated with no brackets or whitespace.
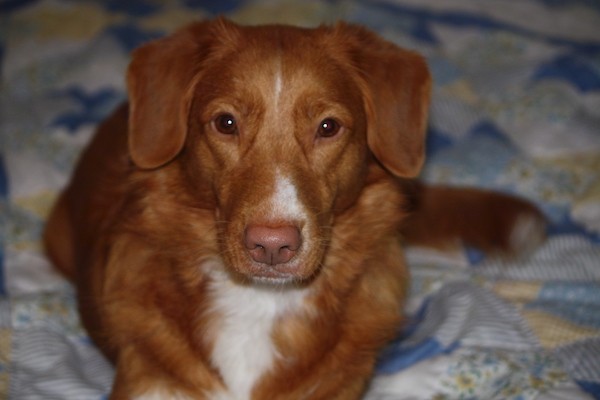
219,222,326,286
237,233,322,285
241,262,314,285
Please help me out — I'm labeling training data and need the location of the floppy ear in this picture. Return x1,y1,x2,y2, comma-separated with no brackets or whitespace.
127,19,238,169
333,24,431,178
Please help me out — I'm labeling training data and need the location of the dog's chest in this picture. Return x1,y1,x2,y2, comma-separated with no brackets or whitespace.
207,273,310,400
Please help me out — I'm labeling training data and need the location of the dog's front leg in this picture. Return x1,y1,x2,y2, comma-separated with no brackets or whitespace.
108,346,219,400
90,237,222,400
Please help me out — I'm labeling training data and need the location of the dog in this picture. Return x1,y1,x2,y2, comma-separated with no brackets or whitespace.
43,18,546,399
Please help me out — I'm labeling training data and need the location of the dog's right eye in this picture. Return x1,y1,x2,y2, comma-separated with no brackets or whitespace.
214,113,238,135
317,118,342,138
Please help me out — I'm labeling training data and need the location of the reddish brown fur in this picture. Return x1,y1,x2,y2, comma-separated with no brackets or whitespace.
43,19,545,399
402,182,546,254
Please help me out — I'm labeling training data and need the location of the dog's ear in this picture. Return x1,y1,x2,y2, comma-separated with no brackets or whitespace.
127,19,238,169
332,24,431,178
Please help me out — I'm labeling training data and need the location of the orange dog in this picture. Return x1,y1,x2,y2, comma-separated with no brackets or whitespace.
44,19,545,399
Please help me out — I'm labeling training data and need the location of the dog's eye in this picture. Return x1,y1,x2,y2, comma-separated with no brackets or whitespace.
214,113,238,135
317,118,341,138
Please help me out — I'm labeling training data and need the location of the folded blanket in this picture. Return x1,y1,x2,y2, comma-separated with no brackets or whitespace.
1,0,599,399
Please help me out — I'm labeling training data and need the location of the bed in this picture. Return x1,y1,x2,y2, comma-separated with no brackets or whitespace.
1,0,599,398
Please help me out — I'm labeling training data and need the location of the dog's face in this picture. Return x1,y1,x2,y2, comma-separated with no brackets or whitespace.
126,19,430,284
187,35,370,283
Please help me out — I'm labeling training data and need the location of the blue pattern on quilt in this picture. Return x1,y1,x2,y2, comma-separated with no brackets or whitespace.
184,0,245,14
51,87,123,133
547,213,600,243
1,0,599,398
464,246,487,265
425,123,520,188
0,156,7,198
579,381,600,398
106,24,164,52
102,0,162,17
0,0,37,13
425,127,455,157
428,57,464,85
377,338,459,374
533,53,600,92
527,282,600,328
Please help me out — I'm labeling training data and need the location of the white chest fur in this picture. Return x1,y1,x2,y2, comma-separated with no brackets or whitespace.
207,272,310,400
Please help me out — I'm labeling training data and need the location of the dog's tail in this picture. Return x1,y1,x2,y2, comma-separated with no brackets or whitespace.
401,182,547,257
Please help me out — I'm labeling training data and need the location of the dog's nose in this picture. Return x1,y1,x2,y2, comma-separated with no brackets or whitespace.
244,225,301,265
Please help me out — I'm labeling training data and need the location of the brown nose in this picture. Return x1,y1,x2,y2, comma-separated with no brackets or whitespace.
244,225,301,265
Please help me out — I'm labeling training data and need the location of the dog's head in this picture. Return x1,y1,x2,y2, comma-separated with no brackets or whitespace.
126,19,430,284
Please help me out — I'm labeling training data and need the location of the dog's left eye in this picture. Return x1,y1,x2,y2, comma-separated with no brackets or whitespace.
214,113,238,135
317,118,341,138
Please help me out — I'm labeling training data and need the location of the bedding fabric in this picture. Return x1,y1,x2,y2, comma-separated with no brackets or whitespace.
1,0,599,399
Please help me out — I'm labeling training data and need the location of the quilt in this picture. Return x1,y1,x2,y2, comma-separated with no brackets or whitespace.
1,0,599,399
